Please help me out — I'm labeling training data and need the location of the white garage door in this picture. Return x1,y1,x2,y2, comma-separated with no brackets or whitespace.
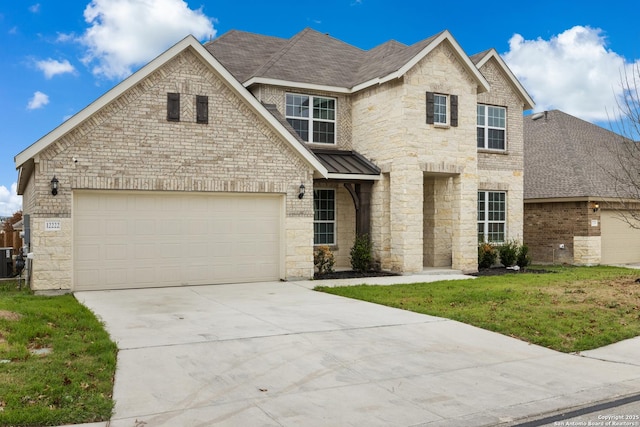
601,210,640,264
74,191,283,291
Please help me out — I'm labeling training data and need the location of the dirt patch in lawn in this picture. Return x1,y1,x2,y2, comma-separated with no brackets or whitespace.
0,310,21,321
472,267,555,277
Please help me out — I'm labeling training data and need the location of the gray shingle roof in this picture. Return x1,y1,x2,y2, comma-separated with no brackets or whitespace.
205,28,444,88
524,110,637,200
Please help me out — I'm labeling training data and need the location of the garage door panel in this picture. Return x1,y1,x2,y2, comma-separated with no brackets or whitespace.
74,191,283,290
601,210,640,264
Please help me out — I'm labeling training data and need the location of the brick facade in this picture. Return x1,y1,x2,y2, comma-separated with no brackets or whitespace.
524,201,600,264
22,48,316,291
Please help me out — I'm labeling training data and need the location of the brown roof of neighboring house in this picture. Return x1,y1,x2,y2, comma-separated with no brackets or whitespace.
524,109,636,200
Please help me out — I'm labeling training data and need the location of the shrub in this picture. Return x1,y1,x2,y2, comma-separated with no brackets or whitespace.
478,242,497,269
517,243,531,269
350,234,373,272
498,240,519,267
314,245,335,275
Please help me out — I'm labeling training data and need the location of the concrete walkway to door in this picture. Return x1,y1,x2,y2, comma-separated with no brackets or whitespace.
73,274,640,427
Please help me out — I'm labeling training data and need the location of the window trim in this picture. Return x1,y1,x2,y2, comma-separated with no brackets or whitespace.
477,191,507,243
313,188,336,246
426,92,458,127
285,93,337,145
477,104,507,151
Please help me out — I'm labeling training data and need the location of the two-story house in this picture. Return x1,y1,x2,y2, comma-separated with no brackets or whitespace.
14,28,533,292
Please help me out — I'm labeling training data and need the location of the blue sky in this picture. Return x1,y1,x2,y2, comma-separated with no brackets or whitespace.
2,0,640,216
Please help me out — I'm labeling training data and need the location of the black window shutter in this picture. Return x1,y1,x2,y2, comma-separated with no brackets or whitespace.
450,95,458,127
196,95,208,124
426,92,434,124
167,93,180,121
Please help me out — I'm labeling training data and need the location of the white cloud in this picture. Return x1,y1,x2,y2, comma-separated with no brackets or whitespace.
0,184,22,217
80,0,216,79
29,4,41,13
503,26,637,122
27,91,49,110
35,58,76,79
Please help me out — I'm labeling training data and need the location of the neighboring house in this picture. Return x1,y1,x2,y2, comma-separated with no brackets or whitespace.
524,109,640,265
14,28,533,292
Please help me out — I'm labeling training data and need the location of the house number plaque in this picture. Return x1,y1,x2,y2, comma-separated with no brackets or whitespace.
45,220,61,231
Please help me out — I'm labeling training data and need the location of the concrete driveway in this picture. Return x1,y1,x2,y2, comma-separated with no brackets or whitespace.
75,278,640,427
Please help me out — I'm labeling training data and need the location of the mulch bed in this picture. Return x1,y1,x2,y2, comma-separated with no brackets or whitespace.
314,267,555,280
314,270,400,280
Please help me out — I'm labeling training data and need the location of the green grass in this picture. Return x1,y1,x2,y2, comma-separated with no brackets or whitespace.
316,266,640,353
0,280,117,426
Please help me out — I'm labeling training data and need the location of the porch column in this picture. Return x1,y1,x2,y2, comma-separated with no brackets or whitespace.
389,166,424,273
344,182,373,238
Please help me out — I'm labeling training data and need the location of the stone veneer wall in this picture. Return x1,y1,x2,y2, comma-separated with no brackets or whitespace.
352,42,479,273
476,57,526,246
23,48,316,291
524,201,599,264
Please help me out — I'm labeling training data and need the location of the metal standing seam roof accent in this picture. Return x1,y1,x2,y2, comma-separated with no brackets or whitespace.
311,149,381,176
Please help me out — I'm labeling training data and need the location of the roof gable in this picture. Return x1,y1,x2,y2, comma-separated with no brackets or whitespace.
472,48,534,110
208,28,490,94
15,35,328,192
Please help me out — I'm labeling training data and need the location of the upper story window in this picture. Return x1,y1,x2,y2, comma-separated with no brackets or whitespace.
477,105,506,150
426,92,458,127
433,94,447,124
286,93,336,144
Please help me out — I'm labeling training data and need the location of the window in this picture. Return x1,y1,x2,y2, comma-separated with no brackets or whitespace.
478,191,506,243
167,93,180,121
477,105,506,150
434,94,447,124
426,92,458,127
286,94,336,144
196,95,208,124
314,189,335,245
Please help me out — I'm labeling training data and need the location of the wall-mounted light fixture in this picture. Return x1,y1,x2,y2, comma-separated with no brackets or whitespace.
298,183,306,199
592,202,599,212
51,176,59,196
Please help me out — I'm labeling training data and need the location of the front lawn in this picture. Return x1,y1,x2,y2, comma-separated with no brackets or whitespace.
316,265,640,353
0,280,117,426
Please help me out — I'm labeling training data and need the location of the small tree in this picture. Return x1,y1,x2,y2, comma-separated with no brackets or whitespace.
516,243,531,269
497,240,519,267
478,243,497,269
350,234,372,272
314,245,335,275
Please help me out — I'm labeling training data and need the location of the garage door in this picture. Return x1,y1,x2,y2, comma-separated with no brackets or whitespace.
601,210,640,264
74,191,283,291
